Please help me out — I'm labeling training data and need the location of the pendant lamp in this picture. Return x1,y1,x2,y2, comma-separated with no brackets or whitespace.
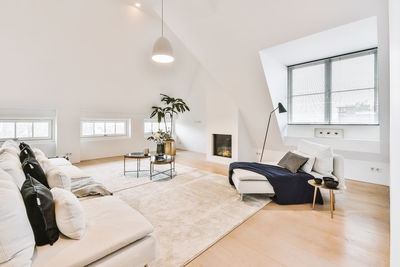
152,0,174,63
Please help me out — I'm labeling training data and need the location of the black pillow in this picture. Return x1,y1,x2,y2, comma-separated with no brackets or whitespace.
20,174,59,246
22,158,49,188
20,146,36,163
278,151,309,173
19,142,31,150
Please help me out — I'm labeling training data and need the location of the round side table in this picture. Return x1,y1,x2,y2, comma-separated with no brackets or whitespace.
308,179,339,219
150,155,175,180
124,153,150,177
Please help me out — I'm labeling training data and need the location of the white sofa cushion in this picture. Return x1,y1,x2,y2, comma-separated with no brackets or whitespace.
0,152,26,189
233,169,268,181
58,165,90,179
32,196,154,267
293,150,316,173
51,188,86,240
298,140,333,175
0,140,20,156
232,173,275,194
46,166,71,191
0,169,35,266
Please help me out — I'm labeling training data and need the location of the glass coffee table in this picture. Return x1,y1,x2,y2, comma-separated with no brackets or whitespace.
124,153,150,177
150,155,175,180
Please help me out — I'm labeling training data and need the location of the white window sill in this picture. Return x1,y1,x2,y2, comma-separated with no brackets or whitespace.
80,136,131,142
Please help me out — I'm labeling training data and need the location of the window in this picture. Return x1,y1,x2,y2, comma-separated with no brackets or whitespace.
81,119,129,138
144,120,171,134
288,48,378,125
0,119,53,141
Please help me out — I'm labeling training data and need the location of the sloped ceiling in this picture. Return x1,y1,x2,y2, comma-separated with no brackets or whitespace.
155,0,388,150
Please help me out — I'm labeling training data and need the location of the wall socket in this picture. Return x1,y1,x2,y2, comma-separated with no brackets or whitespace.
370,167,383,173
314,128,344,138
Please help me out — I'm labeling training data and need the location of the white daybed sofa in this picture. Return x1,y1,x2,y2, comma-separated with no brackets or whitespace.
0,140,156,267
232,140,345,199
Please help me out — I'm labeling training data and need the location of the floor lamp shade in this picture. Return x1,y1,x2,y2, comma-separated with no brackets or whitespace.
278,102,287,113
152,37,174,63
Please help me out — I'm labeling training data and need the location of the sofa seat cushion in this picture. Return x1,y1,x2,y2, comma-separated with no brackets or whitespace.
232,174,275,194
32,196,154,267
233,169,268,181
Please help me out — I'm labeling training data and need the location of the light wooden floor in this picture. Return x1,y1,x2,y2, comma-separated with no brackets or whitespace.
176,151,390,267
80,150,390,267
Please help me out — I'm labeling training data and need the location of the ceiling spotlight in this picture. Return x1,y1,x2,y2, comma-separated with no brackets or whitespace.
135,2,141,7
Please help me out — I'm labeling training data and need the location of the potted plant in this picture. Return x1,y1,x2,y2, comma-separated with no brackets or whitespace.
149,94,190,156
147,130,170,157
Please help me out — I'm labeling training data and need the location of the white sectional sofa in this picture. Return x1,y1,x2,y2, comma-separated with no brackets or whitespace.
0,141,156,267
232,140,345,199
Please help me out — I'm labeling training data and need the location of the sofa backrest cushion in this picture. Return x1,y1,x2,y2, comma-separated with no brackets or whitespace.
0,169,35,266
0,151,26,189
0,140,20,156
297,140,334,175
20,174,59,246
22,158,49,188
51,188,86,240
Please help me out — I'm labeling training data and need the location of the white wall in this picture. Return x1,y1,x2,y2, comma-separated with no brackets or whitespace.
0,0,209,163
389,0,400,265
175,67,209,153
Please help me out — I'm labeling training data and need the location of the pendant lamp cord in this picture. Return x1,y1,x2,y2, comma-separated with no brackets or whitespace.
161,0,164,37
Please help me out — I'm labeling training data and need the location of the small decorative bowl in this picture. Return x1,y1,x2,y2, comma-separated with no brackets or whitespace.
314,178,322,185
325,180,339,189
323,177,334,183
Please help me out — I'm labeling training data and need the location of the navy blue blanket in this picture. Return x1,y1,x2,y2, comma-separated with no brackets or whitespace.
229,162,323,205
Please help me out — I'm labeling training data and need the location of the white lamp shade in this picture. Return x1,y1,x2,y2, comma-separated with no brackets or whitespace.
152,37,174,63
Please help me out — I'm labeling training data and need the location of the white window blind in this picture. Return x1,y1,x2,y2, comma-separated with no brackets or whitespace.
81,120,129,138
0,119,53,141
288,48,378,125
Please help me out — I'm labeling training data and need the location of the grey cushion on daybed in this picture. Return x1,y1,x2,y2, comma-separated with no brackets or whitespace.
278,151,309,173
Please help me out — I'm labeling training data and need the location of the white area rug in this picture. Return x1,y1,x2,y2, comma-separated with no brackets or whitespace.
77,160,271,266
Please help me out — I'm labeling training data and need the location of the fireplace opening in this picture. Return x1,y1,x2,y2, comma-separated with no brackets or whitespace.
213,134,232,158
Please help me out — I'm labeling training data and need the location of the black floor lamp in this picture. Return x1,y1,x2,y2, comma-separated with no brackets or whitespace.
259,102,287,162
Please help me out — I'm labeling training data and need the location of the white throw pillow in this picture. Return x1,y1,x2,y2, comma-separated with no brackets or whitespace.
32,148,46,158
46,166,71,191
297,140,334,175
0,169,35,266
36,156,54,173
293,150,315,173
51,188,86,240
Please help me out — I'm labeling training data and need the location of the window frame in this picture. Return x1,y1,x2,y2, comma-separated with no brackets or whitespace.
0,118,54,141
80,119,130,139
287,48,378,125
144,119,171,135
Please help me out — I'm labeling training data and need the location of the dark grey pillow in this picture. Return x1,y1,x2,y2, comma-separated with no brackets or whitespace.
278,152,309,173
20,174,59,246
22,158,49,188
